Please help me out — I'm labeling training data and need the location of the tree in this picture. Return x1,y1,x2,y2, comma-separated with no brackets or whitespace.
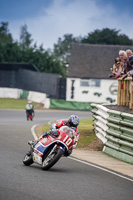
19,24,33,49
0,22,13,43
0,22,21,62
53,34,80,62
81,28,133,45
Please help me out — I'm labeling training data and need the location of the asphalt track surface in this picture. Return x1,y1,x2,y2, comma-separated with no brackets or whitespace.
0,109,133,200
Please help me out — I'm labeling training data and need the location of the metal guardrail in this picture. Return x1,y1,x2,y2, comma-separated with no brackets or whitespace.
91,103,133,165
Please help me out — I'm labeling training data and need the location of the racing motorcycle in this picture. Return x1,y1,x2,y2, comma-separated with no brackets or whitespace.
23,126,75,170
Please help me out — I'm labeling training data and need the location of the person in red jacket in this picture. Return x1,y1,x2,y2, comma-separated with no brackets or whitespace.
42,115,80,154
54,115,79,148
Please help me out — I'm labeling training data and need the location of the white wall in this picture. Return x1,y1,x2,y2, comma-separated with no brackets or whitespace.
0,88,50,108
0,88,23,99
66,78,118,103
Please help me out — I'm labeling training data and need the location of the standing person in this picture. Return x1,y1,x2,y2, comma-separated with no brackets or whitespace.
25,100,35,121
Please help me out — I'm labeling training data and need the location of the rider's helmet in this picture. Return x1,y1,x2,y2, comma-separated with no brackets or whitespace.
68,115,79,128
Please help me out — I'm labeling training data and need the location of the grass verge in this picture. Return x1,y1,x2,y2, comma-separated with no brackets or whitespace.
0,98,45,110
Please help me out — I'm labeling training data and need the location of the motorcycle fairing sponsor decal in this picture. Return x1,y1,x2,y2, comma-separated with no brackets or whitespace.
33,148,43,158
41,134,74,149
33,152,42,165
41,140,69,150
35,142,47,154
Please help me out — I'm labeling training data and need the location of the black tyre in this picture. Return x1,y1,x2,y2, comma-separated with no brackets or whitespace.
23,153,34,166
42,148,63,170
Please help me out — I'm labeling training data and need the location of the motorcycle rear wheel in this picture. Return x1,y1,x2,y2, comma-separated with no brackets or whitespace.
23,153,34,166
42,148,63,170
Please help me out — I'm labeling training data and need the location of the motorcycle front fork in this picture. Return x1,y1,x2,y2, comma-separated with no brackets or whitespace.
28,141,36,156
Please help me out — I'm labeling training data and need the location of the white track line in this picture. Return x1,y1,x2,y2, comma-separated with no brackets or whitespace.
69,157,133,182
31,124,39,141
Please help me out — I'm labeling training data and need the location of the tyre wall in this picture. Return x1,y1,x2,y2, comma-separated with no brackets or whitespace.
91,103,133,165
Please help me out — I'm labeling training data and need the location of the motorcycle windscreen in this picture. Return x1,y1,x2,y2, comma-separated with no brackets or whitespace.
59,126,75,139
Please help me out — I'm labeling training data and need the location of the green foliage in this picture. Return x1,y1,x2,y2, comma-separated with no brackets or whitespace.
53,34,80,66
0,21,66,77
19,24,33,49
54,34,79,58
0,22,13,43
81,28,133,45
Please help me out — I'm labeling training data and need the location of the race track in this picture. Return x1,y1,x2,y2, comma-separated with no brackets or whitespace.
0,109,133,200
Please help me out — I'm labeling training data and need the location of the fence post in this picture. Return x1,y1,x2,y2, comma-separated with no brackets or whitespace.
117,77,132,108
117,78,121,105
129,82,133,109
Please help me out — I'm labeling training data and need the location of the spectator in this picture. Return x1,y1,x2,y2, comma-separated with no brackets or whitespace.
126,49,133,58
119,50,127,62
119,50,128,74
125,49,133,73
111,57,124,77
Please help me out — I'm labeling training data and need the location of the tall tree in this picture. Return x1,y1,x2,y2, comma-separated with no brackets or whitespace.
53,34,80,62
19,24,33,49
81,28,133,45
0,21,13,43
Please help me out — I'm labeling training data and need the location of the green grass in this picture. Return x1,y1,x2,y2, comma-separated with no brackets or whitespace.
0,98,44,110
77,118,96,148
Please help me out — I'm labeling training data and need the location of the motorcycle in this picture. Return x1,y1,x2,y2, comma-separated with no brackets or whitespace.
23,126,75,170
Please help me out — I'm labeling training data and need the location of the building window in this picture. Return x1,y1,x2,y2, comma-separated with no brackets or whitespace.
80,79,100,87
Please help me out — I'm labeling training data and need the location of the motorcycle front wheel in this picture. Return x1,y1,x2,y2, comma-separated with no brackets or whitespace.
42,148,63,170
23,153,34,166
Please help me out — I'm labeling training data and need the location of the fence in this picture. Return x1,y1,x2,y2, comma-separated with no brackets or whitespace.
0,68,65,99
117,77,133,109
91,103,133,165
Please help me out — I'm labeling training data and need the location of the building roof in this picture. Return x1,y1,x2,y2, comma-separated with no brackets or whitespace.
0,63,39,72
67,43,133,79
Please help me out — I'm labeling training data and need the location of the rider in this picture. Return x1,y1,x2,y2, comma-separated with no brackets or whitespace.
40,115,80,155
25,100,34,120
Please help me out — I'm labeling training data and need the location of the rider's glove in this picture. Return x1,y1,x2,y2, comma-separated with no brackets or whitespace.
42,132,48,138
42,131,51,138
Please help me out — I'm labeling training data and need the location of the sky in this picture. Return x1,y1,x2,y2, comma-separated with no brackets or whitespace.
0,0,133,50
